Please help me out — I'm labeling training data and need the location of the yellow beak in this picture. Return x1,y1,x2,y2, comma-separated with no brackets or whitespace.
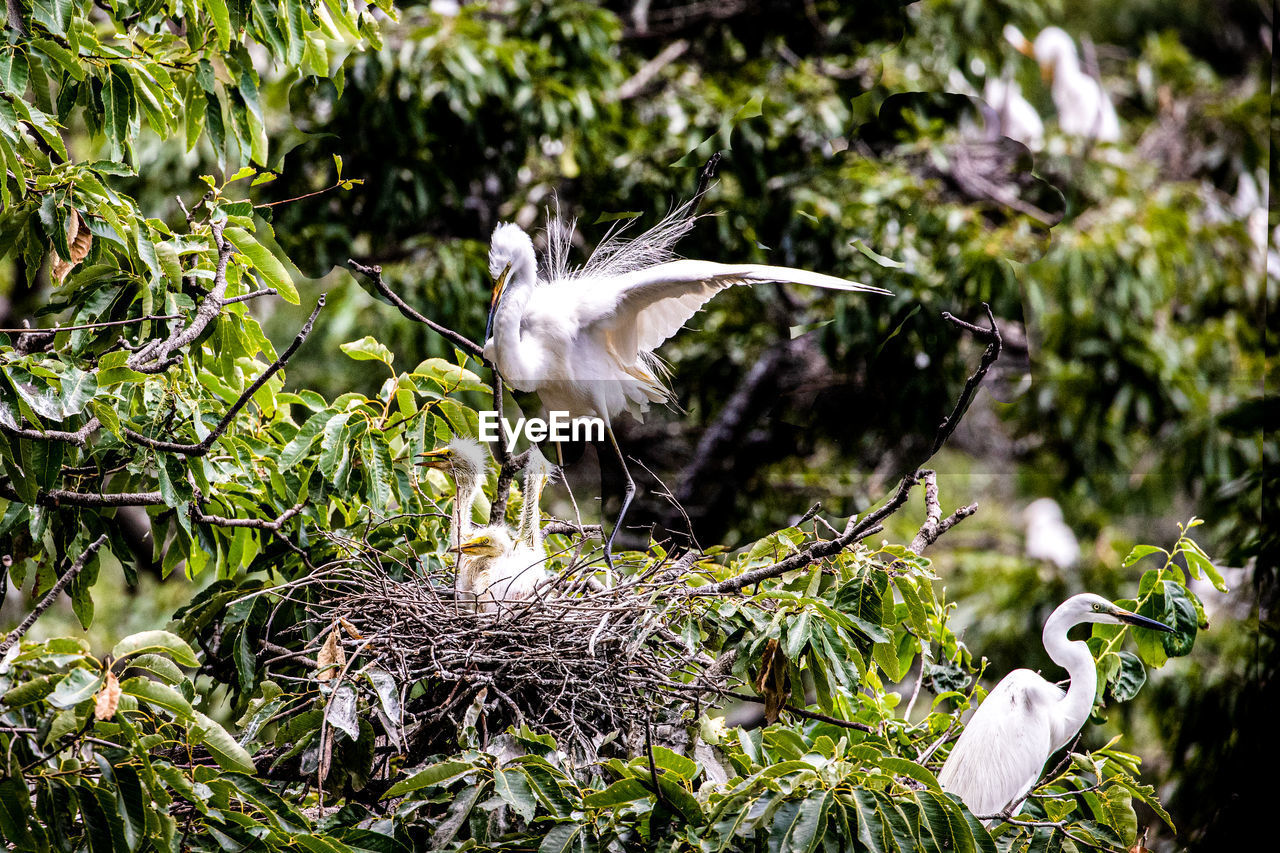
485,263,512,342
417,448,452,469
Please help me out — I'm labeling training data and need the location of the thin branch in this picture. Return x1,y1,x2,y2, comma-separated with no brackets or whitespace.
0,417,101,447
347,259,483,358
124,296,325,456
617,39,689,100
725,691,874,732
0,535,108,657
0,314,181,334
190,490,304,531
909,469,979,553
542,519,603,539
127,223,236,374
221,288,277,306
0,482,163,507
701,307,1003,594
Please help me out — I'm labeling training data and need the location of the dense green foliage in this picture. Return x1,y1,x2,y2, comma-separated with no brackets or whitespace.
0,0,1269,851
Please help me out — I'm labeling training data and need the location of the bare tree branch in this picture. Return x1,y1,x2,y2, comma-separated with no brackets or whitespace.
348,259,483,358
124,296,325,456
698,306,1003,594
0,417,101,447
0,482,163,507
909,469,979,554
127,223,236,374
0,534,108,657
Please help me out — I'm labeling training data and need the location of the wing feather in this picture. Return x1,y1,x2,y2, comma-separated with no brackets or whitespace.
938,670,1064,818
587,259,891,358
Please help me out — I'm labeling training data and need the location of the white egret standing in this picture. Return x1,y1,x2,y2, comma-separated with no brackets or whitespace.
483,205,891,566
982,77,1045,149
1005,25,1121,142
938,593,1173,818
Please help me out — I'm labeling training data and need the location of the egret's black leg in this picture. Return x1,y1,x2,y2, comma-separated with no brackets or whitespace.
603,424,634,575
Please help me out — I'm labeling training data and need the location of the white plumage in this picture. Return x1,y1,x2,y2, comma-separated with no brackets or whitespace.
939,593,1173,819
482,204,890,564
1005,25,1121,142
483,205,890,426
1023,497,1081,570
982,78,1045,149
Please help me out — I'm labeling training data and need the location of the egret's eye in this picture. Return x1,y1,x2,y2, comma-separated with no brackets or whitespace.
1093,603,1103,611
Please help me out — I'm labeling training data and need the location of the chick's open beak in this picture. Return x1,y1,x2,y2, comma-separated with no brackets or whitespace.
1116,608,1176,633
417,449,452,469
485,263,512,342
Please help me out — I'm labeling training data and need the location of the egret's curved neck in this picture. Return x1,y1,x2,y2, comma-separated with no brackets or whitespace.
453,473,482,544
519,472,548,553
1048,48,1085,87
1042,609,1098,749
490,256,537,376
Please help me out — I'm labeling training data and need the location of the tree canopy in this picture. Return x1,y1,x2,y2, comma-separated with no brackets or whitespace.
0,1,1270,851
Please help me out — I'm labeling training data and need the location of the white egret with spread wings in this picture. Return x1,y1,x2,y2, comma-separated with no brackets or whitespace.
483,205,891,567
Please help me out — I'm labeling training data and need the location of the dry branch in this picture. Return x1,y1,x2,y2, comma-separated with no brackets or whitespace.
0,534,108,657
347,259,483,358
125,295,326,455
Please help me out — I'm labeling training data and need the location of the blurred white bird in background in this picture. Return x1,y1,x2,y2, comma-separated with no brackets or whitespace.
938,593,1174,819
1022,497,1081,572
1005,24,1121,142
981,77,1045,149
483,203,891,567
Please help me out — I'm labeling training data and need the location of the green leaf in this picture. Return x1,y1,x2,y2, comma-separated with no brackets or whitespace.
58,366,97,415
583,777,650,808
538,822,585,853
382,760,476,798
207,0,233,51
102,66,135,158
0,777,38,849
119,676,194,720
770,791,830,853
340,336,394,366
225,226,299,304
0,51,29,95
494,768,537,822
1121,544,1165,568
48,666,103,709
1109,651,1146,702
112,630,200,667
192,712,257,773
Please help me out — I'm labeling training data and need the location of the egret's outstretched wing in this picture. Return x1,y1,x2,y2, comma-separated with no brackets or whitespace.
938,669,1063,818
584,259,892,359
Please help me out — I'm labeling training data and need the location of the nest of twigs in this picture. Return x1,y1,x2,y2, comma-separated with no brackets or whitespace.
291,548,718,761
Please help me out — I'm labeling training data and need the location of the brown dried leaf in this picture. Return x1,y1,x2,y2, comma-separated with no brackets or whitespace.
51,210,92,284
338,617,363,640
754,638,790,725
94,669,121,720
316,626,345,682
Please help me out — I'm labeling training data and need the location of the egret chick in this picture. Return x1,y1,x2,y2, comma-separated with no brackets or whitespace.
483,205,891,567
1005,24,1120,142
418,437,490,546
456,526,516,612
938,593,1173,819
